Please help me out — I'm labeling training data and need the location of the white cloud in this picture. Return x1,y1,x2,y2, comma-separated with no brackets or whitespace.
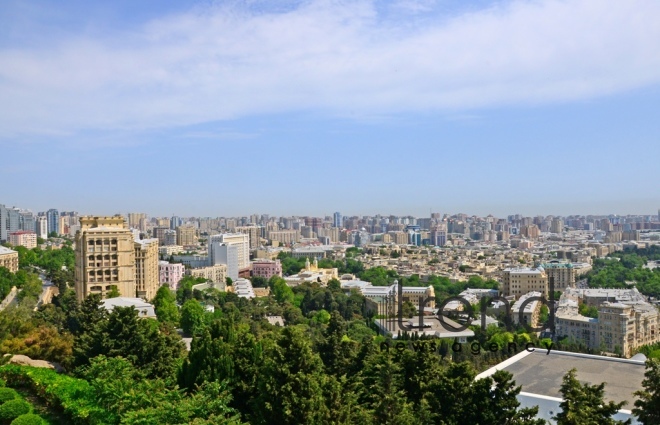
1,0,659,137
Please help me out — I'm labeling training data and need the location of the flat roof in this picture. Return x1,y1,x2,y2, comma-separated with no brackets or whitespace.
0,246,17,255
495,350,645,406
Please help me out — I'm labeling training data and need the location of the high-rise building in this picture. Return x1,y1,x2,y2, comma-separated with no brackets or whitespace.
134,238,159,300
0,205,8,242
36,216,48,239
170,216,182,230
74,216,136,301
430,223,447,247
208,242,239,280
333,212,342,228
208,233,249,270
46,209,59,236
236,226,260,249
176,226,196,246
152,227,169,245
127,213,147,231
550,218,564,234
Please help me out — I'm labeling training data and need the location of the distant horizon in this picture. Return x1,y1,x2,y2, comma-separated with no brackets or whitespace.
3,201,658,221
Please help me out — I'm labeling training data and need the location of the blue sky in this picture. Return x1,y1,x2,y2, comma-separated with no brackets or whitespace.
1,0,659,218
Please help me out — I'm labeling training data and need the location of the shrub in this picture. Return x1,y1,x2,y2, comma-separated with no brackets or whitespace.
11,414,45,425
0,365,112,424
0,388,18,404
0,399,31,422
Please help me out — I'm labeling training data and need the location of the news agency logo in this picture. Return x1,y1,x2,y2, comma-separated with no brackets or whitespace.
391,277,557,336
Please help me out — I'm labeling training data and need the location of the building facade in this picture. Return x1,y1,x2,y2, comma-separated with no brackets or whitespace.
74,216,136,301
188,264,228,284
501,267,548,298
251,259,282,280
176,226,196,246
158,261,185,289
0,246,19,273
8,231,37,249
134,238,159,300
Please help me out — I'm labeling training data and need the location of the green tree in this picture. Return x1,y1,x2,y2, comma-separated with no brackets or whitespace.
74,306,185,379
554,368,630,425
107,285,120,298
272,277,294,304
634,358,660,424
252,326,329,425
180,300,206,335
153,286,180,326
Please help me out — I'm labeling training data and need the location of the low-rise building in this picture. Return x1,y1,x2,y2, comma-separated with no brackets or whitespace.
159,261,185,289
187,264,227,284
251,259,282,280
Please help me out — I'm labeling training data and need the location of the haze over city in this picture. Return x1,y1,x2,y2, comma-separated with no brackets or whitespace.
1,0,659,216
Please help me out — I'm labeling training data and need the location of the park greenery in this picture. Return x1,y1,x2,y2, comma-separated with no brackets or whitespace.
586,245,660,297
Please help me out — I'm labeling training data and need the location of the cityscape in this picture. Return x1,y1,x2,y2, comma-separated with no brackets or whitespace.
1,205,660,423
2,0,660,424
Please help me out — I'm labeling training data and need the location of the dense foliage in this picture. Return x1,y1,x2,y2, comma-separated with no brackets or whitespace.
587,246,660,297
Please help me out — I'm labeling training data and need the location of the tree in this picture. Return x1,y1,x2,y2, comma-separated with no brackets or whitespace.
153,286,180,326
74,306,185,379
554,368,630,425
252,326,329,424
180,300,206,335
226,277,233,287
107,285,120,298
634,358,660,424
250,276,268,288
271,278,294,304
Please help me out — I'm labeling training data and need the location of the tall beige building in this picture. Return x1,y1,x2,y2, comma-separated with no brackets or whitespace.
134,238,159,300
74,216,136,301
501,267,548,298
542,263,576,292
127,213,147,231
236,226,260,249
176,226,196,246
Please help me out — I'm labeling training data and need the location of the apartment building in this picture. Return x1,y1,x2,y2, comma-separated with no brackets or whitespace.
8,231,37,249
159,261,185,289
176,226,196,246
541,262,576,292
251,259,282,280
268,230,299,245
511,291,543,328
74,216,136,301
236,226,260,249
0,246,19,273
134,238,159,300
501,267,548,297
187,264,227,284
555,288,660,357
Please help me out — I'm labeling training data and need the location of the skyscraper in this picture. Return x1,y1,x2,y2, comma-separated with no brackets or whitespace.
46,209,59,235
333,212,342,228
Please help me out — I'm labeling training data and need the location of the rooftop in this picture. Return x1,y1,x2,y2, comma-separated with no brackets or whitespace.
479,350,645,407
0,246,17,255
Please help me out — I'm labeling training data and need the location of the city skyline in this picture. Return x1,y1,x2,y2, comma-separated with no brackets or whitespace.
1,0,659,215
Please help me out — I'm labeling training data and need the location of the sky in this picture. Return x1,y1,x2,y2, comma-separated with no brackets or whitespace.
1,0,659,218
